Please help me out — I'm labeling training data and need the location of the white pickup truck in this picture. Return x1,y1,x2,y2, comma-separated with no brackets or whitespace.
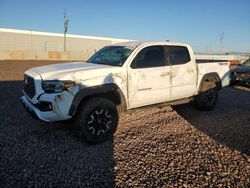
21,41,230,143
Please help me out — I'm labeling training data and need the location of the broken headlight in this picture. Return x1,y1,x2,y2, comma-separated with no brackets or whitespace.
42,80,76,93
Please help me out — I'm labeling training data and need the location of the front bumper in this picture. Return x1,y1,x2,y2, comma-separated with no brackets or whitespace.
20,96,39,120
20,94,73,122
21,69,79,122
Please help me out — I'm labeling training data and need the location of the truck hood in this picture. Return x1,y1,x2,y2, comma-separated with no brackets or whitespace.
30,62,118,80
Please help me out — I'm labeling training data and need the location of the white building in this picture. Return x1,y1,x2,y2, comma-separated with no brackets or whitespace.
0,28,130,60
0,28,248,62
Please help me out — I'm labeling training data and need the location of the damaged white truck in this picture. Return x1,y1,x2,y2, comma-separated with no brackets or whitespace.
21,41,230,143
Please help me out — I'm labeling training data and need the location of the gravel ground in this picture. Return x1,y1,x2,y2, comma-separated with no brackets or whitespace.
0,60,249,187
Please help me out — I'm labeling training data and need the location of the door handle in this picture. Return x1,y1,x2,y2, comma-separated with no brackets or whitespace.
160,72,170,76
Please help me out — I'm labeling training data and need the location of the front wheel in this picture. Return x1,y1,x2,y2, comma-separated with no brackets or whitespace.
194,88,218,111
74,97,119,144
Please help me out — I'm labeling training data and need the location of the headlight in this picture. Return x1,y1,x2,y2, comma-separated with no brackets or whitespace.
42,80,76,93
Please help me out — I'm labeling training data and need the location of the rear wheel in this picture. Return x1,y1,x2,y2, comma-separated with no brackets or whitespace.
74,97,119,144
194,87,218,111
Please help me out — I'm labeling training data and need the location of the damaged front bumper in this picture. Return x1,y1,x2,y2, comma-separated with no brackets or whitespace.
20,91,73,122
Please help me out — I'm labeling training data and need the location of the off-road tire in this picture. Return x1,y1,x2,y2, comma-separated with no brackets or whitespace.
194,87,218,111
74,97,119,144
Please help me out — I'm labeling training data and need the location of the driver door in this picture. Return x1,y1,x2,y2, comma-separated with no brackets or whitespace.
127,45,171,108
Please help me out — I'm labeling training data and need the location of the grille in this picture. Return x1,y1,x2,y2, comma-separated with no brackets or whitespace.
23,75,36,99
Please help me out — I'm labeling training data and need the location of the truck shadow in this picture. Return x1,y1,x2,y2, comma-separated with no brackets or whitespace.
173,87,250,156
0,80,116,187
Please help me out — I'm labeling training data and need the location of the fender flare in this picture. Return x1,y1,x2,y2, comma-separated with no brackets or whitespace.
69,83,126,116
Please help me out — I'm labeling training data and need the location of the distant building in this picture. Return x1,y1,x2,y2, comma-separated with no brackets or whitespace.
0,28,249,62
0,28,131,60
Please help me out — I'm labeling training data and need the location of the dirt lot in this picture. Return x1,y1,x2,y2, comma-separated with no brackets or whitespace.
0,60,249,187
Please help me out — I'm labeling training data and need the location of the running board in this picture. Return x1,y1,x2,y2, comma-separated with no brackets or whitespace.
128,97,194,112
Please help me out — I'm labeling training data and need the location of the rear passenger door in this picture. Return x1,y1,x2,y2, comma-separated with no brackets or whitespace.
128,45,171,108
166,46,197,99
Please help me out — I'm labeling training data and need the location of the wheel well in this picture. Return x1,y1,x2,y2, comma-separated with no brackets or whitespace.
81,90,121,106
199,74,222,92
70,87,127,116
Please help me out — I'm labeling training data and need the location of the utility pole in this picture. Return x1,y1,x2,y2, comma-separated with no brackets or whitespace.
220,33,224,53
64,9,69,52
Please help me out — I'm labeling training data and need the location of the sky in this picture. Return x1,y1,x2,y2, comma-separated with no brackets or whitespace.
0,0,250,53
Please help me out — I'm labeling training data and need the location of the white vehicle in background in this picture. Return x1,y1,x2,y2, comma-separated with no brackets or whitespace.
21,41,230,144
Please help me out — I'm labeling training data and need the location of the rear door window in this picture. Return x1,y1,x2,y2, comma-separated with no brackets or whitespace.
166,46,191,65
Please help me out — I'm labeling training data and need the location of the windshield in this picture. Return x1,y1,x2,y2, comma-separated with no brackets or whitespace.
242,59,250,66
87,46,134,66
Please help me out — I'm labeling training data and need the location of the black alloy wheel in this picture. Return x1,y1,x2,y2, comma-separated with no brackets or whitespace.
205,89,217,106
194,87,218,111
74,97,119,144
87,108,113,136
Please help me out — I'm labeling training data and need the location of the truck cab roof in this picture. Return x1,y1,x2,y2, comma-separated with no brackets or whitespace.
111,41,190,49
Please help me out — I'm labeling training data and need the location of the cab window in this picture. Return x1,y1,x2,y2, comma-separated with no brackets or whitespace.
166,46,191,65
131,46,166,68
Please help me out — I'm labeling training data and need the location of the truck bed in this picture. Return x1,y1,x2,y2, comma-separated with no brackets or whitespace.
196,59,230,88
